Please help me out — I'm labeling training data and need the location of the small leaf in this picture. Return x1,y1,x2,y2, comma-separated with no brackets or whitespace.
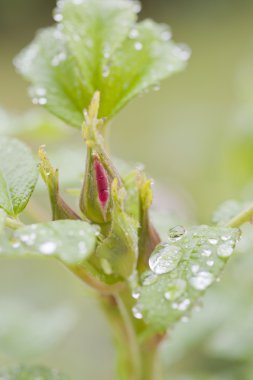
15,0,189,128
2,220,98,265
0,365,69,379
39,146,81,220
134,226,240,332
0,137,38,216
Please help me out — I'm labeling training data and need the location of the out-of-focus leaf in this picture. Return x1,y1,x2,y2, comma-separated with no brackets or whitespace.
15,0,189,128
0,298,77,359
0,365,70,379
0,137,38,216
133,226,240,332
1,220,98,265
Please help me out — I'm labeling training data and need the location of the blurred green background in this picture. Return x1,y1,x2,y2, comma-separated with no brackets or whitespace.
1,0,253,379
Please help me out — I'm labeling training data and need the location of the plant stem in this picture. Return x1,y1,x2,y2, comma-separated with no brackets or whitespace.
226,203,253,228
99,292,163,380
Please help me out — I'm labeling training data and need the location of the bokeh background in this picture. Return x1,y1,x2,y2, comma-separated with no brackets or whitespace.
1,0,253,379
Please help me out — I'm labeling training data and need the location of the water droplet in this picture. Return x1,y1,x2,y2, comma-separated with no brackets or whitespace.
173,44,191,61
132,305,143,319
207,259,214,267
38,97,48,105
161,30,172,41
217,242,234,258
141,271,158,286
129,28,139,39
51,52,66,67
132,288,140,299
208,238,218,245
191,264,200,274
164,279,186,301
132,1,142,13
134,42,143,51
12,241,21,249
190,271,213,290
102,65,110,78
53,10,63,22
78,241,87,254
35,87,46,97
20,234,36,245
201,248,212,257
39,241,57,255
221,234,232,241
168,225,185,242
178,299,190,311
149,243,181,275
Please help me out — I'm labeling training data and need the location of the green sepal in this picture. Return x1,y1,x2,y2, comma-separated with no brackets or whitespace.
95,179,138,279
39,146,81,221
137,175,161,273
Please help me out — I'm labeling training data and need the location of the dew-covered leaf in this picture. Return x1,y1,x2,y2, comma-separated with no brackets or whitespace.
133,226,240,331
0,365,70,380
0,137,38,216
2,220,98,265
15,0,189,128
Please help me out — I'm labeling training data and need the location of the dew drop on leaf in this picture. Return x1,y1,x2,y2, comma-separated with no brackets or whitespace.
132,305,143,319
207,259,214,267
134,41,143,51
164,279,186,301
208,238,218,245
129,28,139,39
132,288,141,300
217,242,234,258
149,243,181,275
190,271,213,290
168,225,185,242
39,241,57,255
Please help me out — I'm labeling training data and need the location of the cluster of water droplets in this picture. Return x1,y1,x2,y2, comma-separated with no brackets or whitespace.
10,222,99,264
131,225,240,324
29,87,48,106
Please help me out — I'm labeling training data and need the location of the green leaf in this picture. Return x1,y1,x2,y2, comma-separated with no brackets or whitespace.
0,365,69,379
133,226,240,332
15,0,190,128
2,220,98,265
0,137,38,216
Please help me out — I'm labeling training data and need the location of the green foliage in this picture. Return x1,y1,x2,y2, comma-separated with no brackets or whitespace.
0,137,38,216
1,220,98,265
3,0,251,378
134,226,240,331
0,365,69,379
14,0,189,128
